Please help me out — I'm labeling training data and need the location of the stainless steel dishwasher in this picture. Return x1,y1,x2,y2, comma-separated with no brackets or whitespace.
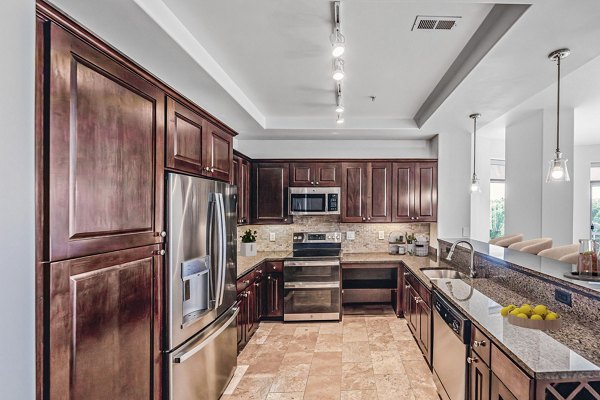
432,291,471,400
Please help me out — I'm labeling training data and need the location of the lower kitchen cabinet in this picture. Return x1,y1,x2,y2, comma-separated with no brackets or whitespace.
491,373,518,400
470,357,491,400
48,245,162,399
402,266,432,366
265,272,284,318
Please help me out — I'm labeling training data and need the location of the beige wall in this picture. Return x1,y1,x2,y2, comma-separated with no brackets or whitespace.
237,216,430,253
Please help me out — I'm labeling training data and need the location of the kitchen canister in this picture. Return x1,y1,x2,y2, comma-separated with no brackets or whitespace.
414,240,429,257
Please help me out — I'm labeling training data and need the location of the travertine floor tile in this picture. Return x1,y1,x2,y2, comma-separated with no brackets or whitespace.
233,305,437,400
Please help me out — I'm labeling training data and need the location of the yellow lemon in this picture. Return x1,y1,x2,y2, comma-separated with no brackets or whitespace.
501,305,516,317
509,308,521,316
516,313,529,319
520,304,532,316
533,305,548,316
545,312,559,321
530,314,543,321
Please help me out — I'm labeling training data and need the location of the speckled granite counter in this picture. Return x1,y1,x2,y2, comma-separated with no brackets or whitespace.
433,277,600,379
237,251,291,278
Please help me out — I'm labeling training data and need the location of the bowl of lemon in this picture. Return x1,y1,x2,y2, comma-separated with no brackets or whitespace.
500,303,561,330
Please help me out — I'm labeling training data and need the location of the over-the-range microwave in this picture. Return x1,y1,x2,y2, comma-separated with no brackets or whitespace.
288,187,340,215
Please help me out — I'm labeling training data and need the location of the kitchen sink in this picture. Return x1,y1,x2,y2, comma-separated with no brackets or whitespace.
421,268,466,280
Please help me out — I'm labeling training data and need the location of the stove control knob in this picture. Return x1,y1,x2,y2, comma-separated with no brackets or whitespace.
452,320,460,332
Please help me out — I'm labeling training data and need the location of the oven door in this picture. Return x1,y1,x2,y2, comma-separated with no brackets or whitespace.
284,260,340,283
284,285,341,321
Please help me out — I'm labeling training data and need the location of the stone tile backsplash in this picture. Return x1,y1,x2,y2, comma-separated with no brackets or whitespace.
237,216,430,253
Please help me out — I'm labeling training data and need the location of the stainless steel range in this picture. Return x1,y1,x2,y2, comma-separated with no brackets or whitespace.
283,232,342,321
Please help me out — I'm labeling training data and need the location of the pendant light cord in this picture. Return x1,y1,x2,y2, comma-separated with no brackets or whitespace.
556,55,561,153
473,116,477,176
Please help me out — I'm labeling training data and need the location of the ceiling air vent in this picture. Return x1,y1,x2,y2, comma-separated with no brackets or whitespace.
411,15,461,31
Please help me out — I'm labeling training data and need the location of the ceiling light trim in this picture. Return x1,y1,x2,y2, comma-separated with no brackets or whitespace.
132,0,267,128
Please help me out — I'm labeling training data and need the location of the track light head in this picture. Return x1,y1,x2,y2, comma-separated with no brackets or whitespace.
330,28,345,57
332,58,345,81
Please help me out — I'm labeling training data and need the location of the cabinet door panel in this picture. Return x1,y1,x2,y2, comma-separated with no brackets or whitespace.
491,373,518,400
237,295,247,352
392,162,415,222
203,121,233,182
253,163,290,224
266,273,284,318
368,162,392,222
240,159,251,224
418,301,431,364
49,245,160,399
290,163,313,186
415,162,437,222
316,163,341,186
341,163,367,222
166,97,204,175
48,24,164,261
471,360,491,400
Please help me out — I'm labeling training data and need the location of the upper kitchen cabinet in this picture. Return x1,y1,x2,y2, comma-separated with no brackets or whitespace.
46,23,164,261
392,161,437,223
252,163,292,224
341,162,391,222
290,162,341,187
203,120,233,182
232,153,251,225
166,98,234,182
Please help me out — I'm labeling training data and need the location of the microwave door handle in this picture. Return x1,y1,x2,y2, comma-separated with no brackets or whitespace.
216,193,227,307
207,195,218,306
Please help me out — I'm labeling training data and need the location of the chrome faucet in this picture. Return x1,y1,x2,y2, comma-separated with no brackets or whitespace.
446,240,476,278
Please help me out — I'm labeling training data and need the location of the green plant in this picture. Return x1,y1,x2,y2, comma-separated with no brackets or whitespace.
490,197,505,240
241,229,258,243
405,232,416,244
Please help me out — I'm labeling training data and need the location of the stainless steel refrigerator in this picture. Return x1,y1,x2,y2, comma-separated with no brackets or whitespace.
164,172,238,400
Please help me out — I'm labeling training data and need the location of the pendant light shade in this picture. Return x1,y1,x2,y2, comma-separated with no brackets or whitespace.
546,48,571,183
470,113,481,193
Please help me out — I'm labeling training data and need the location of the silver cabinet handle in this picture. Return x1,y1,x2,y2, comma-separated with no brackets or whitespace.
467,356,479,364
243,280,250,284
473,340,486,348
174,306,239,363
152,249,165,256
405,285,411,289
404,272,410,276
160,231,167,237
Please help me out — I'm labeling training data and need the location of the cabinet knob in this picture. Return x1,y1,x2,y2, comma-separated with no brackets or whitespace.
273,266,277,270
415,297,422,304
267,276,271,280
315,181,319,185
242,292,248,298
403,272,410,276
367,217,371,221
284,218,288,222
255,282,259,287
416,216,420,220
243,280,250,284
405,285,411,289
362,217,366,221
153,249,166,256
467,356,479,364
473,340,486,348
160,231,167,238
210,167,215,173
410,217,415,220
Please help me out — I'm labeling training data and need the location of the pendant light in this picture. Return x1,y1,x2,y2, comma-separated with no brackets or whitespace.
546,48,571,183
330,1,345,57
470,113,481,193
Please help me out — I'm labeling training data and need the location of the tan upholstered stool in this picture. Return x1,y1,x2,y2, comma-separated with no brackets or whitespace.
508,238,552,255
559,252,579,264
538,244,579,261
493,234,524,248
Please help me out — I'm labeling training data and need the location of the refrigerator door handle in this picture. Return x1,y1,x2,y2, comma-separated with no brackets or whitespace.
215,193,227,307
207,196,217,305
173,306,239,363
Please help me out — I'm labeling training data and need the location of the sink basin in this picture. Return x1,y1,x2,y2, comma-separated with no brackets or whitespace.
421,268,466,280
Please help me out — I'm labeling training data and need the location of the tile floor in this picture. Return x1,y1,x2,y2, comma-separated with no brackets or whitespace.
222,306,439,400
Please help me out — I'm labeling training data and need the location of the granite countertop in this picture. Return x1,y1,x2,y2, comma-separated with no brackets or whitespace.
237,251,291,277
432,277,600,379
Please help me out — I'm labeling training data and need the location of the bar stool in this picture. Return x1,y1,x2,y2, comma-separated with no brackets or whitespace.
508,238,553,255
492,234,524,248
538,244,579,261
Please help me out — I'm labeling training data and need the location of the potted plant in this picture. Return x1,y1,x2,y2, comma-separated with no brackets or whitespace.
406,232,416,254
240,229,258,257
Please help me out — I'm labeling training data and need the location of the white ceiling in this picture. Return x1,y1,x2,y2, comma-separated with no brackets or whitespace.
51,0,600,141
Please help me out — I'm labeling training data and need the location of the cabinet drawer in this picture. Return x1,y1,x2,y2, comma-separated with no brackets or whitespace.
472,326,491,366
403,268,431,305
237,272,255,293
491,345,532,400
265,261,283,273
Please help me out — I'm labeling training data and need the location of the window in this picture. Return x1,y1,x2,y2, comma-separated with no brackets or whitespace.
590,164,600,240
490,159,505,240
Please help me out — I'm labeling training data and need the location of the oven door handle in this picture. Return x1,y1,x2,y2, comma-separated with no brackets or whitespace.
284,282,340,289
284,260,340,267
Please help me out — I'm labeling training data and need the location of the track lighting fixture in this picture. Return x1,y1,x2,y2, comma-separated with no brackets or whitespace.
330,2,345,57
332,58,345,81
470,113,481,193
546,48,571,183
335,85,344,113
336,113,345,124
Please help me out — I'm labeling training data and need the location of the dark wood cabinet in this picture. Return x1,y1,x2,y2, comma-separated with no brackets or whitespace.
392,162,437,222
402,267,432,366
341,163,368,222
232,153,251,225
491,373,518,400
252,163,291,224
367,162,392,222
471,358,491,400
203,120,233,182
290,162,341,187
48,244,162,399
236,295,247,352
265,273,284,318
341,162,391,223
166,98,233,182
46,23,165,261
